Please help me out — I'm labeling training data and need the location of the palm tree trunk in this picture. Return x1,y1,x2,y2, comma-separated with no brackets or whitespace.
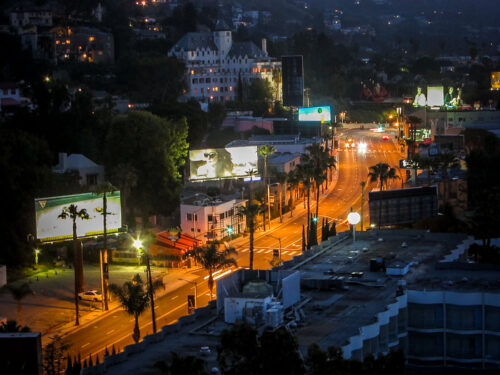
378,180,383,230
208,273,214,300
103,194,109,311
306,186,311,247
279,186,283,223
249,222,254,270
289,187,294,217
132,314,140,343
315,181,320,220
73,220,81,326
17,300,22,326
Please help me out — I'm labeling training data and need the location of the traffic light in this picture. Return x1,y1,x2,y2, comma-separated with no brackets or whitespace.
227,226,233,235
312,216,318,223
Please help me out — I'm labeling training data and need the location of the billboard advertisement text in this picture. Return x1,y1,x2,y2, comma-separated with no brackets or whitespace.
35,192,122,242
298,106,332,122
189,146,258,181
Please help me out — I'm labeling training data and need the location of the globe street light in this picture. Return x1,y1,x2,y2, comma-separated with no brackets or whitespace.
133,236,157,334
347,212,361,243
34,248,40,266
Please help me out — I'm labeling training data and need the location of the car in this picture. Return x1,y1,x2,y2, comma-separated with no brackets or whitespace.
345,138,356,148
78,290,102,302
200,346,211,356
382,134,390,140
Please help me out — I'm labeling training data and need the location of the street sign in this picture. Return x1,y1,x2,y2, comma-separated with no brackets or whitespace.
273,249,279,258
187,295,195,314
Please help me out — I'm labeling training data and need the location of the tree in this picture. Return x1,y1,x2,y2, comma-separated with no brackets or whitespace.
109,274,150,344
155,353,208,375
3,283,33,326
105,111,189,221
108,163,137,227
436,153,459,204
58,204,90,325
275,171,288,223
258,145,277,229
368,163,399,229
94,182,117,311
192,242,237,299
0,320,31,333
43,335,69,375
287,169,300,217
295,164,313,248
238,203,261,270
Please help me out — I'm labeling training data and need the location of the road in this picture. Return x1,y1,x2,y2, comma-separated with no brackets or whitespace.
62,127,403,360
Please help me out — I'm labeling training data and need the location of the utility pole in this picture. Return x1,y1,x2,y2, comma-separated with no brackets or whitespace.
146,253,157,333
360,181,366,231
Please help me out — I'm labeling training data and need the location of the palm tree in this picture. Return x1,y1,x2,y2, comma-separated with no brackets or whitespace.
258,145,277,229
2,283,33,326
192,242,237,299
368,163,399,229
287,169,300,217
109,274,150,343
436,153,460,203
0,320,31,333
275,171,288,223
295,164,313,247
245,168,259,201
238,203,261,270
58,204,90,326
94,181,117,311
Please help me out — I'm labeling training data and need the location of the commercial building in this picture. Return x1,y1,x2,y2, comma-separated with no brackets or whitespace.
180,194,247,243
168,20,281,103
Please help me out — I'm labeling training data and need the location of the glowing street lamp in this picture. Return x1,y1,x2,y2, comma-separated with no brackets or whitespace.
347,212,361,243
34,248,40,265
132,236,158,333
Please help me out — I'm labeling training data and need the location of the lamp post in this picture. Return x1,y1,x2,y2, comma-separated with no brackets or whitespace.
178,278,197,310
133,238,157,334
265,234,282,260
34,248,40,266
360,182,366,231
347,212,361,243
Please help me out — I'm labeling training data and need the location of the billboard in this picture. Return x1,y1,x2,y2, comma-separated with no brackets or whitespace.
298,106,332,122
282,55,304,107
35,192,122,242
427,86,444,107
189,146,258,181
491,72,500,90
369,186,438,226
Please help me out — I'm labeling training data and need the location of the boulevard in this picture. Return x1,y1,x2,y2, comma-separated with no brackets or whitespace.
61,127,404,359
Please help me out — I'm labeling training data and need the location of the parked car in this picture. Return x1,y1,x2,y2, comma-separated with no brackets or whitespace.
78,290,102,302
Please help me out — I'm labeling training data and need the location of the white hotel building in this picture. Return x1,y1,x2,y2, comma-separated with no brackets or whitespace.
168,20,281,103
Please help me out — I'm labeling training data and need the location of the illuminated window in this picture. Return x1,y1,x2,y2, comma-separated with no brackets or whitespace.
209,69,213,73
56,40,60,44
194,88,198,94
214,87,218,92
66,39,71,44
190,70,195,75
89,36,95,42
207,88,211,92
229,86,233,91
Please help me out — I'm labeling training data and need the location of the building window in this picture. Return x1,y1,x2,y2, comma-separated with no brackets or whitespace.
194,88,198,94
208,215,213,222
86,174,98,185
187,213,193,221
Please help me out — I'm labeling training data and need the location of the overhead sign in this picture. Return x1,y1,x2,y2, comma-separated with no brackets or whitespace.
298,106,332,123
189,146,259,181
35,192,122,242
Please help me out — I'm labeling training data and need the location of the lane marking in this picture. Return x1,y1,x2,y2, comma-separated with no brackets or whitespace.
82,342,90,348
171,296,178,300
106,330,115,335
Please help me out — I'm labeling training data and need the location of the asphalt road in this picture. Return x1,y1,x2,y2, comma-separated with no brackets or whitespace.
63,127,403,360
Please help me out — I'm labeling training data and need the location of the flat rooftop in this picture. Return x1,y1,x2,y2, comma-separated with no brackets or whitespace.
292,230,477,352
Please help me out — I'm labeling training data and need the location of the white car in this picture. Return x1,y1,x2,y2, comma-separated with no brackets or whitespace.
78,290,102,302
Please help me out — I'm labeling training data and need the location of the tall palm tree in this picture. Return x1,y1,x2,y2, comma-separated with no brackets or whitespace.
368,163,399,229
192,241,237,299
275,171,288,223
238,203,261,270
295,164,313,247
287,169,300,217
58,204,90,325
3,283,33,326
94,181,117,311
436,153,460,202
258,145,276,229
245,168,259,201
109,274,149,344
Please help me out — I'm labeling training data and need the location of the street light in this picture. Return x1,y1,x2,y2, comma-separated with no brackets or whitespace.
34,248,40,266
132,236,157,333
178,278,198,310
347,212,361,243
265,234,282,260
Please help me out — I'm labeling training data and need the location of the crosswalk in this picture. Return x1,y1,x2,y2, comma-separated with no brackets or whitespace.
239,248,300,256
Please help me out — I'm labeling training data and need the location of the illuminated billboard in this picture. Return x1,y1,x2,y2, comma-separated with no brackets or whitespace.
427,86,444,107
491,72,500,90
298,106,332,122
35,192,122,242
189,146,258,181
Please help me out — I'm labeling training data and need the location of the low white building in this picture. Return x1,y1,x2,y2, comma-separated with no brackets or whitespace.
52,152,104,186
169,20,281,103
180,195,247,243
